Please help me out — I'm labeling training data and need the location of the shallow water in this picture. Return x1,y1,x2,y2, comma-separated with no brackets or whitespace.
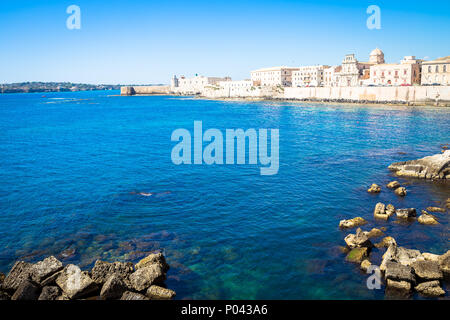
0,91,449,299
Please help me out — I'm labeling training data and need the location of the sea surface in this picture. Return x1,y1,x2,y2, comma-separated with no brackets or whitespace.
0,90,449,299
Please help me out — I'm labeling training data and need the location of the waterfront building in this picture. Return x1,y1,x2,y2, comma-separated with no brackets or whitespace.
174,75,231,94
217,80,254,97
369,56,421,86
292,65,330,87
421,56,450,85
323,66,341,87
250,66,299,87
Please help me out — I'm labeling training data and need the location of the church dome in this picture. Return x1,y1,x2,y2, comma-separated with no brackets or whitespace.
370,48,383,56
369,48,385,64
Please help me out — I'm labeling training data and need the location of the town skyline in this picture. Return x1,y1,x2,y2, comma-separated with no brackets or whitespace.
1,0,450,84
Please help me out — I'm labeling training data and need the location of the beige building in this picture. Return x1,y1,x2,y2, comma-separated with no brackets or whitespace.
218,80,253,96
250,66,299,87
292,65,329,87
323,66,342,87
172,75,231,94
369,56,421,86
421,56,450,85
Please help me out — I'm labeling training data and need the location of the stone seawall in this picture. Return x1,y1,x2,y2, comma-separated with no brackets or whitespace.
283,86,450,106
120,86,170,96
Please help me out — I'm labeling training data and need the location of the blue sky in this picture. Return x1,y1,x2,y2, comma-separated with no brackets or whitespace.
1,0,449,84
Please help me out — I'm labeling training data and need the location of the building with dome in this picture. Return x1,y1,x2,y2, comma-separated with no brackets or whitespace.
369,48,385,64
369,55,422,86
335,49,384,87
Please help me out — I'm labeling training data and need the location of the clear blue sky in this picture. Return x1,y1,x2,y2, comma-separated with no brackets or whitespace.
1,0,449,84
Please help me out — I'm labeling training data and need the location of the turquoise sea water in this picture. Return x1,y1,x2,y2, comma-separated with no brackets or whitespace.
0,90,449,299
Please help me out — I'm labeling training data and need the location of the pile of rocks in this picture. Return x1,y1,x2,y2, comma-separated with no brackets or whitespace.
367,180,407,196
371,201,443,225
388,150,450,180
0,252,175,300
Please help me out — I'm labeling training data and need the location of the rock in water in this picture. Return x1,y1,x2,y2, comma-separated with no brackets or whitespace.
422,252,440,262
388,150,450,180
386,181,400,189
344,228,373,249
439,250,450,278
56,264,98,299
135,252,170,272
129,264,165,292
385,204,396,217
100,274,127,300
415,281,445,297
411,260,443,281
360,259,372,272
30,256,63,284
338,217,367,229
345,247,368,263
426,206,446,213
11,280,40,300
418,212,439,225
120,291,149,300
367,183,381,193
146,285,176,300
373,202,388,220
365,228,384,239
394,187,407,196
384,261,415,283
395,208,416,219
385,279,412,297
38,286,61,300
91,260,134,285
2,261,32,293
375,236,396,249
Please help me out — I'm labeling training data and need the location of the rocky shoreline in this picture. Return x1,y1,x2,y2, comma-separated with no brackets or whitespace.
339,152,450,299
0,252,175,300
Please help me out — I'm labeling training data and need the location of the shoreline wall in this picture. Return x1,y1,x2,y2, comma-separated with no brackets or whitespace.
121,85,450,106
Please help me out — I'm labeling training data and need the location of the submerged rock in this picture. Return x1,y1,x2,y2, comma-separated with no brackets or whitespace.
415,281,445,297
339,217,367,229
388,150,450,180
394,187,407,196
345,247,368,263
146,285,176,300
367,183,381,193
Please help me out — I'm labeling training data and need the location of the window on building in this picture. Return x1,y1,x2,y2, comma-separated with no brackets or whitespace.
428,66,432,73
436,66,439,73
444,65,447,72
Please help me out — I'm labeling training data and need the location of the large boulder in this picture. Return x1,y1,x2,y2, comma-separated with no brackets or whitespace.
129,264,165,292
385,279,412,298
384,261,415,283
100,274,127,300
146,285,176,300
38,286,61,300
380,244,424,271
414,281,445,297
365,228,384,239
375,236,397,249
344,228,373,249
55,264,98,299
135,253,170,273
120,291,149,300
411,260,443,281
30,256,63,284
388,150,450,180
339,217,367,229
2,261,32,293
91,260,134,285
11,280,40,300
438,250,450,277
